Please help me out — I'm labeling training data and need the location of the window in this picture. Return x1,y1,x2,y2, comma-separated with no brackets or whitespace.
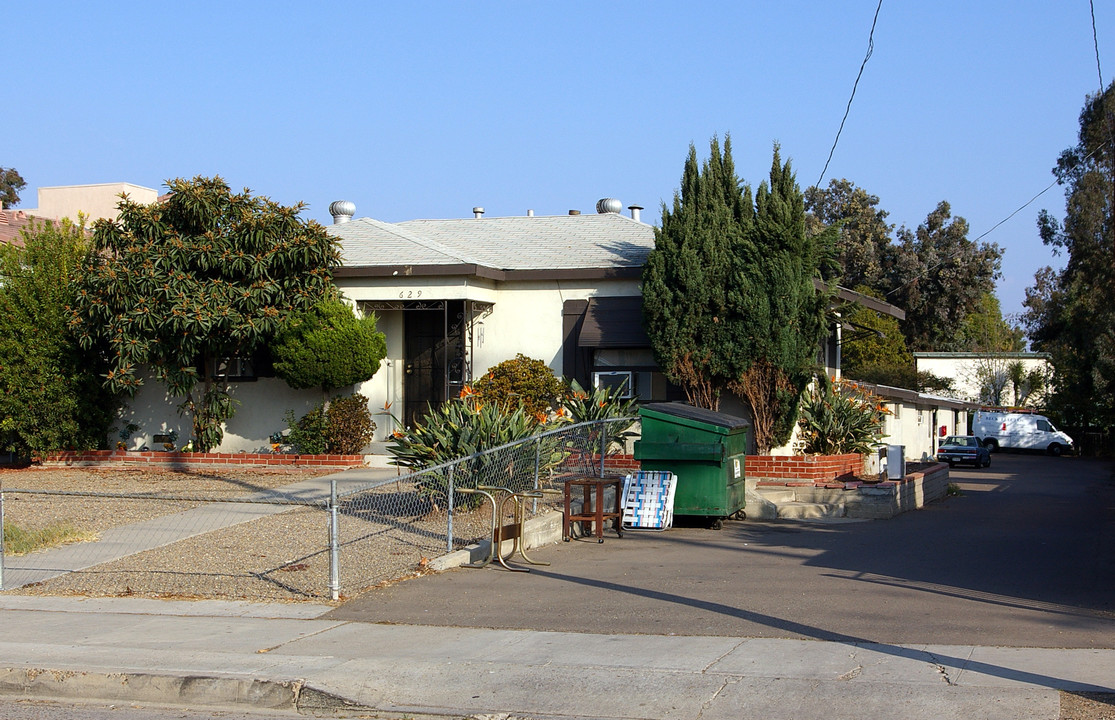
593,371,635,399
210,357,256,381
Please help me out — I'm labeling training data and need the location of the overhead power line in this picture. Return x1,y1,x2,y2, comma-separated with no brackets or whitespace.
1091,0,1104,90
816,0,884,188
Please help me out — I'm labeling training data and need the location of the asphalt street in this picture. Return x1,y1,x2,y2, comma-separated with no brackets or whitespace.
329,453,1115,648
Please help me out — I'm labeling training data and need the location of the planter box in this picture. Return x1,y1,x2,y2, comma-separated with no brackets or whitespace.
38,450,366,470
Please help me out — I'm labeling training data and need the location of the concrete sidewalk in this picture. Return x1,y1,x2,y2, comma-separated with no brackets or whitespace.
1,595,1112,719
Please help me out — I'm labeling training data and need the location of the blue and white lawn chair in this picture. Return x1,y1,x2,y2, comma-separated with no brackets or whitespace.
620,470,677,531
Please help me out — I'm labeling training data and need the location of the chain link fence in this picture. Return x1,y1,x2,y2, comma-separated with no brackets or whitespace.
1,418,637,602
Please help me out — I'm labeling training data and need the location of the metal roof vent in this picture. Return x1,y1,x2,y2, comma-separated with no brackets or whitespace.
596,198,622,214
628,204,644,222
329,200,356,224
473,207,485,219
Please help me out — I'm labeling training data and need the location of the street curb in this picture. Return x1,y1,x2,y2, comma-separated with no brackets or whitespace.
0,667,380,715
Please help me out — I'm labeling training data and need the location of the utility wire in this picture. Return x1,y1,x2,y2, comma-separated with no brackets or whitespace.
816,0,883,188
885,145,1103,298
1091,0,1104,90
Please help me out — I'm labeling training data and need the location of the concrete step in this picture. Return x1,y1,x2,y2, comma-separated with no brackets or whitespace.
755,488,796,504
777,501,845,520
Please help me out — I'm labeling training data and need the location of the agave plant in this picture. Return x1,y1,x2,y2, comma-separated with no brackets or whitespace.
386,393,551,511
561,378,639,452
798,377,889,455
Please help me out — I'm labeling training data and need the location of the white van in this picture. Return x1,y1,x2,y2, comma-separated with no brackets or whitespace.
972,411,1075,456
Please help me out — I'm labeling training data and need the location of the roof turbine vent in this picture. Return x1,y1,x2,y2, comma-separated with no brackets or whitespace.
329,200,356,224
596,198,622,214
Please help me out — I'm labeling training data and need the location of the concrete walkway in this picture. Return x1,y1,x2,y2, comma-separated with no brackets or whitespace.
0,595,1111,719
2,466,402,589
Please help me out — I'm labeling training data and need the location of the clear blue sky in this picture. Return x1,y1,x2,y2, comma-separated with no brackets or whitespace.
7,1,1110,321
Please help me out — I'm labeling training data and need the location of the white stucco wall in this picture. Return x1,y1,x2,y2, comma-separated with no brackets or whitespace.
915,353,1052,406
117,275,646,450
115,375,324,453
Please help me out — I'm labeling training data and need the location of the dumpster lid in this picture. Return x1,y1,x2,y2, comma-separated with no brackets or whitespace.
640,402,750,431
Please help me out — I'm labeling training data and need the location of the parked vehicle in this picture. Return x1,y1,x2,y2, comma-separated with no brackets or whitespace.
937,435,991,468
972,410,1075,456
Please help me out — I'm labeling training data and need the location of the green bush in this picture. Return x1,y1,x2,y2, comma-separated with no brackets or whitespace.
798,377,888,455
561,378,639,451
284,393,375,455
324,394,377,454
386,395,560,510
472,354,564,421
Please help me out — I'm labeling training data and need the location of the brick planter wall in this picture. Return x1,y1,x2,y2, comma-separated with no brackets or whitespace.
749,453,865,486
38,450,365,470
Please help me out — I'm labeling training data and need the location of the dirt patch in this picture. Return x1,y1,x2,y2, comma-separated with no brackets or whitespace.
1,465,541,602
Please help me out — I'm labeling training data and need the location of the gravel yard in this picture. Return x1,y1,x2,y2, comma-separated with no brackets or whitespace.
1,465,502,603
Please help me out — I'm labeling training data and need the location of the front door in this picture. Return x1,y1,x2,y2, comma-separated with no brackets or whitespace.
404,309,445,428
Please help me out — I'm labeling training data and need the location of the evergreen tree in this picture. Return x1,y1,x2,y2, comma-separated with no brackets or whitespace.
1024,81,1115,428
272,298,387,395
644,139,837,452
0,218,115,455
642,137,745,410
726,148,838,451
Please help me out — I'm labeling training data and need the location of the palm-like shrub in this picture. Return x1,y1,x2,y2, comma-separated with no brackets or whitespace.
798,378,888,455
386,393,551,510
562,379,639,451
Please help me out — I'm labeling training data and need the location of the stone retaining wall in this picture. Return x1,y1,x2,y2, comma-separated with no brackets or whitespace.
765,462,950,519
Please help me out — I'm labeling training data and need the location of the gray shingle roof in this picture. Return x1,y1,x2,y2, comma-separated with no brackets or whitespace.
330,212,654,272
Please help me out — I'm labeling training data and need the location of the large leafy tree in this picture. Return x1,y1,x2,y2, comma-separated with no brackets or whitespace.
272,298,387,395
1024,81,1115,428
806,182,1005,356
805,178,894,292
0,166,26,209
886,201,1002,351
958,292,1025,352
0,218,115,455
69,176,340,451
644,138,837,451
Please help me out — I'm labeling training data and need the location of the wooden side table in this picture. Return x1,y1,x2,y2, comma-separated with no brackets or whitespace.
563,476,624,543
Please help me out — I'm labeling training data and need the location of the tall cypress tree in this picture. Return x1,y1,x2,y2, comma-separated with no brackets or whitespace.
644,140,836,451
643,136,744,410
727,147,837,452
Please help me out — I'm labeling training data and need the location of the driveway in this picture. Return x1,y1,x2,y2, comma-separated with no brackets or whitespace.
328,453,1115,648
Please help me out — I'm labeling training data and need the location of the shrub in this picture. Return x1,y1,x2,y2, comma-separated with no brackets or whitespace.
323,394,377,454
472,354,564,420
285,393,376,455
798,377,888,455
386,395,561,510
562,378,639,451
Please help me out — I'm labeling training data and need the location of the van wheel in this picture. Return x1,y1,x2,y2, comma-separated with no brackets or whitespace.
984,438,999,453
1048,443,1063,457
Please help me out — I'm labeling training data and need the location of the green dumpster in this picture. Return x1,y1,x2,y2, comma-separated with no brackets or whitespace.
634,402,748,528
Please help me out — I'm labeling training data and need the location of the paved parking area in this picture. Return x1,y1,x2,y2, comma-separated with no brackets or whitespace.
329,453,1115,648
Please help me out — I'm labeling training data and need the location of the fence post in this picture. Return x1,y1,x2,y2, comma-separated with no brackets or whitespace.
532,436,542,514
329,477,340,601
446,464,455,554
0,488,5,591
599,422,608,477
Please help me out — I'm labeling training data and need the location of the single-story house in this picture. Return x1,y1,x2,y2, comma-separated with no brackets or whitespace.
114,195,908,457
914,351,1053,408
844,380,980,466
